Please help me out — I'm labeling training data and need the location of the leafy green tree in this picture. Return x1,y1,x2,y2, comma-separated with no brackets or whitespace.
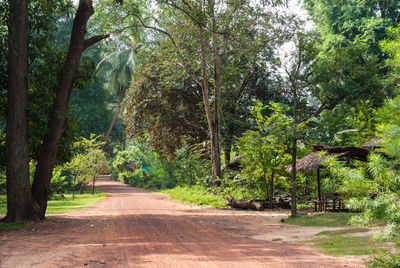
237,101,291,201
303,0,398,108
96,47,140,142
66,136,110,195
98,0,292,185
281,31,324,216
123,48,207,157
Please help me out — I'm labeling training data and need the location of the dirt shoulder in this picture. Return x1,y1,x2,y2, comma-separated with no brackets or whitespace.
0,176,365,267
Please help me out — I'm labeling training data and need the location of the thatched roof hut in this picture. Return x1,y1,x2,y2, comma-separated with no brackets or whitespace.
286,151,347,173
286,144,372,204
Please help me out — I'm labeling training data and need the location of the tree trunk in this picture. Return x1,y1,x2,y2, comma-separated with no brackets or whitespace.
3,0,40,222
291,137,297,216
264,171,269,200
31,0,109,219
290,77,299,216
211,2,222,184
198,28,219,186
270,171,275,202
223,141,231,164
103,86,126,143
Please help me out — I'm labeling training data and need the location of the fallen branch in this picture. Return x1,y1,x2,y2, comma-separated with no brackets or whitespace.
226,196,263,211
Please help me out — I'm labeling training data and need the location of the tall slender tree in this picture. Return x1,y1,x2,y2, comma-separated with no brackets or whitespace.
3,0,39,222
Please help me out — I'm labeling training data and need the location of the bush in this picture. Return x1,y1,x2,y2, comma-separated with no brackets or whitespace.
49,166,73,199
162,185,226,208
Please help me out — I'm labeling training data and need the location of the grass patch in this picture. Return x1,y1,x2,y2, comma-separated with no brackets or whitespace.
0,222,25,229
0,190,107,215
297,203,314,210
161,185,227,208
47,192,107,214
317,228,370,236
306,235,386,256
284,212,356,227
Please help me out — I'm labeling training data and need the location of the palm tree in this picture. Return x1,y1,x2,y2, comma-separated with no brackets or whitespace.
96,45,141,142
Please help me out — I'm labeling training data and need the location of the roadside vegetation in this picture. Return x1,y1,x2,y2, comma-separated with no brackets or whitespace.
0,190,107,216
161,186,226,208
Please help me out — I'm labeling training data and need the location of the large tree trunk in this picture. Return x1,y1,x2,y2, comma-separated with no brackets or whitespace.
104,86,126,142
31,0,109,219
3,0,40,222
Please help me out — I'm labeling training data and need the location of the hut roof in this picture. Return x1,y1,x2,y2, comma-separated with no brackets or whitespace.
311,145,370,161
286,144,372,173
286,151,347,173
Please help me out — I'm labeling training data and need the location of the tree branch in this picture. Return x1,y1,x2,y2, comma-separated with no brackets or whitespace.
158,0,228,35
132,13,203,86
83,34,110,49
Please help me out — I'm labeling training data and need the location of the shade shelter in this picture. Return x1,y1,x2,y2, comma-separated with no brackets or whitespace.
286,144,374,208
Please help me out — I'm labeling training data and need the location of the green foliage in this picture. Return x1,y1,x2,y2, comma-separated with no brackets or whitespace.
122,46,207,157
161,185,227,208
319,95,400,264
112,141,211,190
322,156,373,198
236,100,292,200
369,252,400,268
65,136,110,192
303,0,397,108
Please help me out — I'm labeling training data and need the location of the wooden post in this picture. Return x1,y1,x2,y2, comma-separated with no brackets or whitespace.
317,167,321,211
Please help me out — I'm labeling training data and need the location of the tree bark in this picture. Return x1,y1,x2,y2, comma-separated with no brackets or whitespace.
3,0,40,222
264,170,269,200
31,0,109,219
223,140,231,164
290,138,297,216
104,86,126,142
270,171,275,202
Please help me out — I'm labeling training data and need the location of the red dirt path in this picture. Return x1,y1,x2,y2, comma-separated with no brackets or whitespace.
0,176,364,267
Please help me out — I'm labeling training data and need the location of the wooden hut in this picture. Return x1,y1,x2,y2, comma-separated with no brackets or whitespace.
286,144,373,208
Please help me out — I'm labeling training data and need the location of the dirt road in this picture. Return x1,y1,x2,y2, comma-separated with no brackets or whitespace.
0,176,364,267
